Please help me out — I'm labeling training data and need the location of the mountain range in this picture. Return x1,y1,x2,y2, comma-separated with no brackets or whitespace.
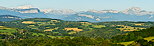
0,5,154,22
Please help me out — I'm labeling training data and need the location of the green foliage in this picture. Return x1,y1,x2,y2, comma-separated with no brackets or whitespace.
0,18,154,46
112,27,154,46
0,37,114,46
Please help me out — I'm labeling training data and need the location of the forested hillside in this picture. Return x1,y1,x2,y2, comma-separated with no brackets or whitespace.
112,27,154,46
0,18,154,46
0,26,154,46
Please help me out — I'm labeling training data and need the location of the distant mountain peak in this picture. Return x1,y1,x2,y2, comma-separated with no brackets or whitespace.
88,10,119,13
15,5,34,9
123,7,141,13
0,6,10,9
0,6,154,22
48,9,76,15
122,7,154,15
11,5,42,13
40,9,53,13
128,7,141,11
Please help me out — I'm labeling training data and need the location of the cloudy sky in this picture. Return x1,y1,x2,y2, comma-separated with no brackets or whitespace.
0,0,153,11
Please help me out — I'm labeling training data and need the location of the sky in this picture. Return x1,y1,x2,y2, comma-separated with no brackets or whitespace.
0,0,154,11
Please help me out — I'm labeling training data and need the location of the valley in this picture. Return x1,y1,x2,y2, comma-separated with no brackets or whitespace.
0,18,154,46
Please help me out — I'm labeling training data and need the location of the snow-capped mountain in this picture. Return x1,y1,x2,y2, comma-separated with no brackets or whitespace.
12,5,41,13
62,7,154,22
0,5,154,22
40,9,53,13
0,6,9,9
122,7,154,15
88,10,119,13
15,5,34,9
14,8,41,13
0,5,49,19
48,9,76,15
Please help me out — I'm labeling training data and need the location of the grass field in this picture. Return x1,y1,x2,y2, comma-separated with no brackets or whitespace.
116,25,145,31
116,41,134,46
144,37,154,42
0,26,17,33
